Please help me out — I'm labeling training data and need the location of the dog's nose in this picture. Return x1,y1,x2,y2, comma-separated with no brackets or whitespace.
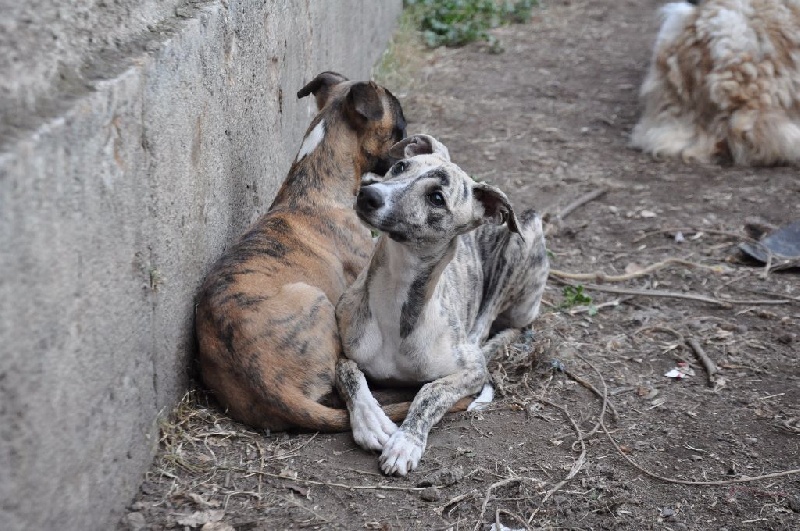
357,186,384,212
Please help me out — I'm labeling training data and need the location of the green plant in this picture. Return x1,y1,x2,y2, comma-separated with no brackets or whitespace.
560,285,593,309
405,0,537,49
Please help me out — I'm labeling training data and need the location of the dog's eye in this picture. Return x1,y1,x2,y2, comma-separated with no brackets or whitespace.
427,191,446,207
392,161,409,175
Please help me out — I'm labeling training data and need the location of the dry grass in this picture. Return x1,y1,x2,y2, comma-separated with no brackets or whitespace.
372,7,431,94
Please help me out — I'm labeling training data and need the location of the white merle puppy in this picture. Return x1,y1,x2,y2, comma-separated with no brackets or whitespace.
335,135,549,476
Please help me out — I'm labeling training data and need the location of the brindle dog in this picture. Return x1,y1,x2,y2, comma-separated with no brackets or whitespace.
336,135,549,475
196,72,407,431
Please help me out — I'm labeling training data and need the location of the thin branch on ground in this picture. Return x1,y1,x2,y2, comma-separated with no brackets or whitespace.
600,418,800,486
552,189,608,221
553,278,791,308
224,467,427,492
571,356,614,445
741,288,800,303
550,257,727,283
632,227,756,244
634,325,684,341
438,489,478,517
686,337,719,388
561,366,618,422
579,357,800,486
473,477,546,531
552,279,732,307
525,398,587,524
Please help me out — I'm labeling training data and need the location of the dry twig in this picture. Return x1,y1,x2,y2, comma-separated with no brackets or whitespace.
580,358,800,486
225,467,427,492
555,189,608,221
632,227,755,244
553,279,733,307
601,420,800,486
544,189,608,235
550,257,727,283
525,398,587,524
561,366,618,422
473,477,546,531
554,279,791,308
686,337,719,388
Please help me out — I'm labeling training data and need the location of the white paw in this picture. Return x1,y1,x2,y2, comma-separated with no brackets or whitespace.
350,399,398,451
467,382,495,411
379,429,426,476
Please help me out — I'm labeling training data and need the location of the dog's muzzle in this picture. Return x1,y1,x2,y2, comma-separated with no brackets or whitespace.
356,186,384,214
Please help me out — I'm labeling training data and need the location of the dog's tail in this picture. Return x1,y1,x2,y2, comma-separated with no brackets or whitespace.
289,394,474,432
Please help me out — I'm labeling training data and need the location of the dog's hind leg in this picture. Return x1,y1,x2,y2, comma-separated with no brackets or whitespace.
496,212,549,328
336,359,398,450
466,328,519,412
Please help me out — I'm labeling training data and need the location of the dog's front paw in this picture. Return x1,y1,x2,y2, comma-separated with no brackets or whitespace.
350,400,398,451
379,429,426,476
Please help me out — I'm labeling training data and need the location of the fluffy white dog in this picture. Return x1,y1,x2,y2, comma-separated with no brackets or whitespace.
632,0,800,166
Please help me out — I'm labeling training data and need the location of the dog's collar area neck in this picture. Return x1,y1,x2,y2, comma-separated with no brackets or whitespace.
383,234,458,264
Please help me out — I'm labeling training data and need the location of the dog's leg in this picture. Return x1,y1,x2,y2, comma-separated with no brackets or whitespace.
465,328,520,412
380,362,486,476
335,359,398,450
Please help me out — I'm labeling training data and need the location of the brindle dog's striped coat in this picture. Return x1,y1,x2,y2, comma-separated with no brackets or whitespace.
336,135,549,475
196,72,407,431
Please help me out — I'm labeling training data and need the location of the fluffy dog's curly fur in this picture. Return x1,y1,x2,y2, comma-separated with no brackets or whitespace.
632,0,800,165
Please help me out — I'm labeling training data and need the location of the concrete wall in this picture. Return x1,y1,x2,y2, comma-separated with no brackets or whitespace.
0,1,402,529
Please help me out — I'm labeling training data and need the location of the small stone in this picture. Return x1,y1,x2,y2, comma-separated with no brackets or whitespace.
787,496,800,513
420,486,440,502
660,507,675,518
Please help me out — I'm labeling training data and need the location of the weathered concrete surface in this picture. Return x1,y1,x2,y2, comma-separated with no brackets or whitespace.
0,1,402,529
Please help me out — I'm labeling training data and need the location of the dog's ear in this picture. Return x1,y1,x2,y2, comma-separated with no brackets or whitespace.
472,182,522,236
343,81,385,126
297,71,349,110
388,134,451,161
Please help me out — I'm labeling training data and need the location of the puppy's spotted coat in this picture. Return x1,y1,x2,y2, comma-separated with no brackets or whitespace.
336,135,549,475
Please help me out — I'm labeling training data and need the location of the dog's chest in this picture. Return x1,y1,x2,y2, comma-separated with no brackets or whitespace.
349,284,465,384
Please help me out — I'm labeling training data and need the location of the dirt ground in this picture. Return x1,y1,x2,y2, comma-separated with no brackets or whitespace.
119,1,799,529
